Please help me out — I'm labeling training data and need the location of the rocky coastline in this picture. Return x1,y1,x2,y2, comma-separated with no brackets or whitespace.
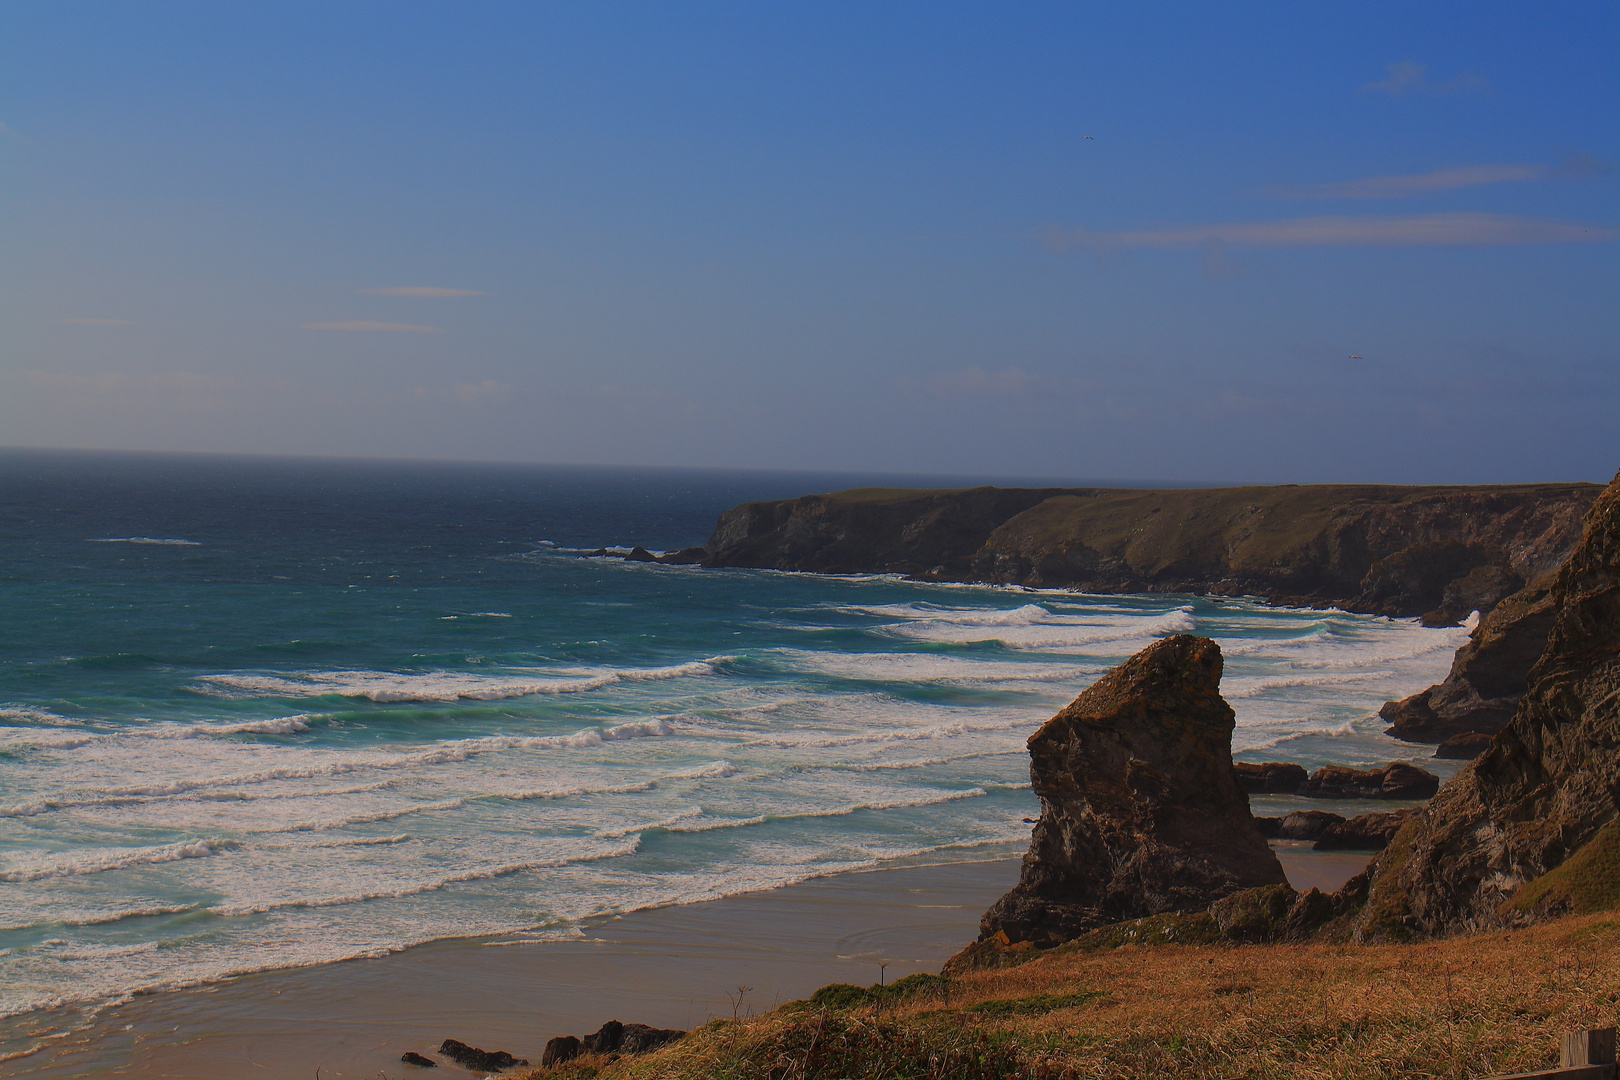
682,481,1599,623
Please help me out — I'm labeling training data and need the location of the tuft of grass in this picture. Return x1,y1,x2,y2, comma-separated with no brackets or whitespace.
801,972,952,1011
963,991,1104,1017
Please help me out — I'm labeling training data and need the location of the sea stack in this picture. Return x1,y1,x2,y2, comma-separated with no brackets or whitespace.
979,634,1285,948
1353,468,1620,940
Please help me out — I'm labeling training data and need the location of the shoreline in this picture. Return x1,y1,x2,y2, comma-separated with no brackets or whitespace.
11,846,1371,1079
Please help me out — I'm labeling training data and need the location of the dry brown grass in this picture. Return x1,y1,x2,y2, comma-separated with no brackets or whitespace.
517,913,1620,1079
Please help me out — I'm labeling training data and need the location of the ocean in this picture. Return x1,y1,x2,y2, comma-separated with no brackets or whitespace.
0,449,1469,1064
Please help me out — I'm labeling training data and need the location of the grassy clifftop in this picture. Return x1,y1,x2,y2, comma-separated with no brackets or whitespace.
523,912,1620,1080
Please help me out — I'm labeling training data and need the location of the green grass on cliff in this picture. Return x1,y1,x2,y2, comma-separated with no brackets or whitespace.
1509,821,1620,917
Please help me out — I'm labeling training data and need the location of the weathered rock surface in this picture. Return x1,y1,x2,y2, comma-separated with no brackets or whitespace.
1433,731,1495,759
701,483,1599,617
400,1051,437,1068
540,1036,581,1067
1351,468,1620,939
437,1039,526,1071
576,1020,686,1057
1380,576,1559,744
978,635,1285,948
1299,762,1440,800
1314,809,1417,851
1233,761,1307,793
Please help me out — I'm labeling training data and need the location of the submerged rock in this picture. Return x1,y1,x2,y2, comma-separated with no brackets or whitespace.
1274,810,1344,841
1299,762,1439,800
977,635,1285,949
400,1051,437,1068
436,1039,527,1072
1380,577,1559,745
1352,468,1620,939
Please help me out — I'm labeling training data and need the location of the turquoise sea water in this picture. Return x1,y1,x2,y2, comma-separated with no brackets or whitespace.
0,450,1469,1062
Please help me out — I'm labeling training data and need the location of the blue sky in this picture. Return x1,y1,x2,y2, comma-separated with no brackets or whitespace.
2,2,1615,484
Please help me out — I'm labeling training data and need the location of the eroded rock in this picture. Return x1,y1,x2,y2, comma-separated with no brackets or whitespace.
978,635,1285,949
1233,761,1307,794
436,1039,527,1072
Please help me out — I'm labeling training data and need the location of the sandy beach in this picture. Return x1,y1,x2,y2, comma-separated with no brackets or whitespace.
11,846,1369,1079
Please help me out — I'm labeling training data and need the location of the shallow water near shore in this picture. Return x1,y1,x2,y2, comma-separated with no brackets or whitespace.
0,450,1464,1070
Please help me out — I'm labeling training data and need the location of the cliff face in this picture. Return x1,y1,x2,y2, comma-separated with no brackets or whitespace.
703,483,1600,620
1351,469,1620,940
1380,576,1559,745
978,635,1284,948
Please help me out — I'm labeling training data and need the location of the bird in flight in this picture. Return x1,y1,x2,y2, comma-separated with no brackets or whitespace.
1084,135,1095,139
1348,355,1361,359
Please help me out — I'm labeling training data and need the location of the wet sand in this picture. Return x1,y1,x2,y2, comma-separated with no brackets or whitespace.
14,848,1370,1079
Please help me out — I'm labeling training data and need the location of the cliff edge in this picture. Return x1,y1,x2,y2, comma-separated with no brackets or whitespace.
1351,468,1620,940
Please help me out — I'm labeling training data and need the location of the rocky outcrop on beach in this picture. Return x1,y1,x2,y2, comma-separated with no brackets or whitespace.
1379,576,1559,747
698,483,1599,618
1233,761,1308,793
1298,762,1440,800
1350,469,1620,940
977,634,1285,949
1235,760,1438,798
1253,808,1416,851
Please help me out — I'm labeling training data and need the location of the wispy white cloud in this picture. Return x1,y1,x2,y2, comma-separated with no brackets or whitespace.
301,321,442,333
360,287,485,297
57,318,137,326
1049,213,1620,250
1269,165,1548,200
1364,60,1489,97
414,380,512,405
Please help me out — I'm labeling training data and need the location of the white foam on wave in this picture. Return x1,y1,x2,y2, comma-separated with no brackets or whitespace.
248,797,467,835
596,807,704,838
738,715,1035,750
85,537,200,546
852,602,1198,652
208,837,642,917
0,839,228,883
192,660,722,702
0,708,83,728
775,649,1102,686
1221,671,1396,699
141,715,316,738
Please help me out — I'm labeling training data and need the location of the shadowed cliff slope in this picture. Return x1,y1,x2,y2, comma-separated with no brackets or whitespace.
702,483,1600,620
1351,468,1620,940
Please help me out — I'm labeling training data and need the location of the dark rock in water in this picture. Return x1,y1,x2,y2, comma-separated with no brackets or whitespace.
977,635,1285,949
587,547,610,557
1253,815,1281,838
1434,731,1495,759
1381,576,1558,744
540,1036,581,1067
624,546,657,563
1275,810,1345,841
436,1039,527,1071
657,546,707,565
400,1051,437,1068
1352,468,1620,939
1299,762,1439,800
1233,761,1307,793
1313,809,1416,851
